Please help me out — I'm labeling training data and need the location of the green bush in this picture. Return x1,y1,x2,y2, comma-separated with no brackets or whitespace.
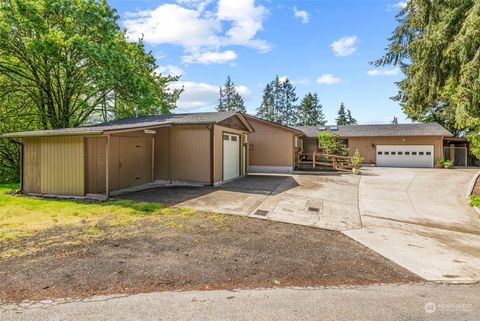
469,195,480,208
317,132,348,155
351,149,364,168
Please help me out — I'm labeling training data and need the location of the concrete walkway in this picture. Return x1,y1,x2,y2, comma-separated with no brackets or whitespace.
2,283,479,321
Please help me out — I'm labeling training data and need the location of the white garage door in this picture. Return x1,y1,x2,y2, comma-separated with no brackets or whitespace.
223,133,240,181
376,145,434,168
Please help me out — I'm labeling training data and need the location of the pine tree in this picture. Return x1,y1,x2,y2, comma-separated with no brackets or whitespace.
297,92,326,126
336,102,348,125
257,82,275,121
216,76,246,113
281,78,299,126
346,109,357,125
272,75,284,122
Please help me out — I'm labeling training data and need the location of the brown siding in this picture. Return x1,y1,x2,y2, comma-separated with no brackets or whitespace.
23,138,41,193
154,127,171,181
39,136,85,196
170,125,211,183
347,136,444,164
218,115,249,132
247,118,296,167
85,137,107,194
213,124,248,183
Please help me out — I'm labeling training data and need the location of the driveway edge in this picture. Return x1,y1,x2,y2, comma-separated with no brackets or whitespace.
466,170,480,216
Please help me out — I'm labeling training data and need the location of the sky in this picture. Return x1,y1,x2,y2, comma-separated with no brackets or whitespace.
108,0,409,124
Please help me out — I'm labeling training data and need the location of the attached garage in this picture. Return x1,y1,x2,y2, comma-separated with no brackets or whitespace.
376,145,434,168
4,112,254,199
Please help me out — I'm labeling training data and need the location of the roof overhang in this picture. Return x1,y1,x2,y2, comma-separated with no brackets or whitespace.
243,114,304,135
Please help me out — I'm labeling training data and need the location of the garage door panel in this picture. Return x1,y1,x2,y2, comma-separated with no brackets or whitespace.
376,145,434,168
223,134,240,181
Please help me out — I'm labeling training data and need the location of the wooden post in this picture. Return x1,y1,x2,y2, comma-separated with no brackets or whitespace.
312,152,316,169
105,135,110,200
151,137,155,182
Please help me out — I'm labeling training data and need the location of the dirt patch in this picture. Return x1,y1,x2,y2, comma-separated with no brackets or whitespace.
0,212,421,302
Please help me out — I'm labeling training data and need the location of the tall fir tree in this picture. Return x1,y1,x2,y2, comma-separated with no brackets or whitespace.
346,109,357,125
281,78,299,126
297,93,326,126
336,102,348,125
257,82,275,121
257,75,299,125
217,76,246,113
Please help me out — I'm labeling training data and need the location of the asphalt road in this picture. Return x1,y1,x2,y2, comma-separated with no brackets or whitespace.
1,283,479,321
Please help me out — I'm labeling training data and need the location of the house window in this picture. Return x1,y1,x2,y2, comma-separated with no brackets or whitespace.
384,151,390,155
391,151,396,155
398,152,403,155
412,152,417,155
419,152,424,155
377,151,383,155
426,151,431,155
223,134,229,141
231,136,237,142
405,152,410,155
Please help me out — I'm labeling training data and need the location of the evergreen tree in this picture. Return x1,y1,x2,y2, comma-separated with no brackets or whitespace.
281,78,299,126
257,83,275,121
346,109,357,125
336,103,348,125
216,76,246,113
297,93,326,126
272,75,284,122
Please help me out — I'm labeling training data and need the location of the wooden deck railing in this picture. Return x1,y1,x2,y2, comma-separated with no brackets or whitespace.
297,152,354,171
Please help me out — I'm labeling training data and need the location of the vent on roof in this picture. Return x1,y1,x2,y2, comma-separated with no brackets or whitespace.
318,126,326,131
329,125,338,131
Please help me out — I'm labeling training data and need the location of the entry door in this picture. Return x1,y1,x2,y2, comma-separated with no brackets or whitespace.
223,133,240,181
118,137,153,189
376,145,434,168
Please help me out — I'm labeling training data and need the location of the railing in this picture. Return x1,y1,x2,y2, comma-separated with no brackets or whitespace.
297,151,354,171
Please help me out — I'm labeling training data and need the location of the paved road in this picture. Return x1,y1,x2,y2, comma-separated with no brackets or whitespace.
2,283,479,321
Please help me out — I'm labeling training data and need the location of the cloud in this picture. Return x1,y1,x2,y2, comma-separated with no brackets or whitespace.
293,6,310,24
367,68,401,76
124,0,269,63
330,36,358,56
182,50,237,64
317,74,341,85
393,1,408,8
156,65,184,76
171,81,249,111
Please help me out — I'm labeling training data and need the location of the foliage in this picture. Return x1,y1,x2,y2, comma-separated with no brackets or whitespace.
336,103,356,125
257,75,298,125
347,109,357,125
469,195,480,208
442,159,454,168
297,92,326,126
375,0,480,156
216,76,246,113
317,131,348,155
351,149,364,168
0,0,182,182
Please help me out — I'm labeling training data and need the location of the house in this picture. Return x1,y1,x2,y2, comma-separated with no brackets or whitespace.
293,123,453,168
3,112,253,199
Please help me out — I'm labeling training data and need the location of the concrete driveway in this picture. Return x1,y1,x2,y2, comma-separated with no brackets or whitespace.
344,167,480,283
121,167,480,282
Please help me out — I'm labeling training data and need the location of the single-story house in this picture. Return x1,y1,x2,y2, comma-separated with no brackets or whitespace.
293,123,453,168
3,112,253,198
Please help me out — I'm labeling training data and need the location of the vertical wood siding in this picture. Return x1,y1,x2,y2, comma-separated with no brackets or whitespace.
154,127,171,181
23,138,41,193
39,136,85,196
247,118,296,167
213,125,247,183
347,136,444,163
85,137,107,194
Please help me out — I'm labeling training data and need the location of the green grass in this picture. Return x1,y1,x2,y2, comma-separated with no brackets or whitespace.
0,183,19,194
469,195,480,208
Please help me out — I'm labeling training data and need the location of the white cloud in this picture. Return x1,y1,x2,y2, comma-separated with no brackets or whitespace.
124,0,269,64
182,50,237,64
156,64,184,77
393,1,408,8
367,68,401,76
317,74,341,85
330,36,358,56
171,81,249,111
293,6,310,24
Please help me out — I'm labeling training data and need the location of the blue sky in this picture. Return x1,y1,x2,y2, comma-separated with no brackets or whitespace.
109,0,408,124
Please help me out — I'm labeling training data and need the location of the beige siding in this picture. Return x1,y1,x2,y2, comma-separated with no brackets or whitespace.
213,124,248,183
39,137,85,196
247,118,296,167
23,138,41,194
85,137,107,194
347,136,444,164
154,127,171,181
170,125,211,183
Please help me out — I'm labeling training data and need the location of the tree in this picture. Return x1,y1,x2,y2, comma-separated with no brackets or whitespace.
297,92,326,126
257,82,275,121
336,103,348,125
374,0,480,154
281,78,299,126
0,0,181,130
217,76,246,113
346,109,357,125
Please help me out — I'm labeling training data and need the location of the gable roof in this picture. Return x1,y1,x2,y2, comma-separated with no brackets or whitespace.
243,114,304,135
293,123,453,138
3,112,254,138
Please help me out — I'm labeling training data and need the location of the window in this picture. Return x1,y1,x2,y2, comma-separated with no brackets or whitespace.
405,152,410,155
231,136,237,142
419,152,424,155
223,134,229,141
398,152,403,155
384,151,390,155
377,151,383,155
426,151,431,155
412,152,417,155
391,151,396,155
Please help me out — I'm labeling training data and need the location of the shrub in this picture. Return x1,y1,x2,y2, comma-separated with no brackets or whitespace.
317,132,348,155
351,149,364,168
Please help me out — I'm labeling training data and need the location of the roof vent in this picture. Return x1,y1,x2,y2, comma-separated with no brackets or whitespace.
329,125,338,131
318,126,326,131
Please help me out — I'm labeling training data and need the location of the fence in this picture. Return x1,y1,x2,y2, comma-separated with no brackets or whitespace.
443,147,468,167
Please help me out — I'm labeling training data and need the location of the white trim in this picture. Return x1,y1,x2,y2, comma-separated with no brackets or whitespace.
249,165,293,173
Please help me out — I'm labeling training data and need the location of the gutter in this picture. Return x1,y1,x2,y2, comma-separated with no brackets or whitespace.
2,131,104,138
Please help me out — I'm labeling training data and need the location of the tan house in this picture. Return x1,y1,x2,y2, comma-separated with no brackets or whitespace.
3,112,253,199
293,123,453,168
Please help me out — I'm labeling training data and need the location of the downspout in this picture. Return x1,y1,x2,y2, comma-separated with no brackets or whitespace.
209,124,215,186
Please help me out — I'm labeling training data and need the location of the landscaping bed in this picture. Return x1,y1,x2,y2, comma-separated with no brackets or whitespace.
0,185,421,302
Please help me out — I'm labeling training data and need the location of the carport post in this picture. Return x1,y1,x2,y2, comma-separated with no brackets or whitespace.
105,135,110,200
